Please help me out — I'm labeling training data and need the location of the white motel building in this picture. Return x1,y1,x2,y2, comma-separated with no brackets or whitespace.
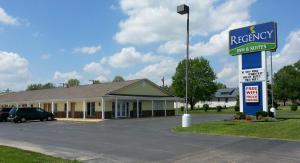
0,79,181,120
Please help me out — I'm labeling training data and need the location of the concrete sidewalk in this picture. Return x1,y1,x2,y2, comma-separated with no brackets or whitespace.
56,118,103,122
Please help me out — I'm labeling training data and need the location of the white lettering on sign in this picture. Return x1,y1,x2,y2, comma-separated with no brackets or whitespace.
245,86,259,103
230,30,274,46
240,68,265,83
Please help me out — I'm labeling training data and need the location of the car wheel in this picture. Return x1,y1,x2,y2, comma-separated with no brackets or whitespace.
21,117,26,123
47,116,52,121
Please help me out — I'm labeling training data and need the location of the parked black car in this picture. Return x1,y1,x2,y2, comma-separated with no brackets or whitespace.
8,107,54,123
0,107,12,121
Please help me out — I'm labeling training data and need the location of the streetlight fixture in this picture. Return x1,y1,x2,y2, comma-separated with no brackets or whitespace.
177,4,191,127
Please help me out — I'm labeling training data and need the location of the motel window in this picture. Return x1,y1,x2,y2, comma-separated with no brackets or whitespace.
64,103,67,112
54,103,58,113
217,98,220,102
154,101,163,110
225,98,228,103
86,102,96,117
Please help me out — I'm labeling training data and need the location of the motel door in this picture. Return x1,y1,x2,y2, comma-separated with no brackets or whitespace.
117,101,129,118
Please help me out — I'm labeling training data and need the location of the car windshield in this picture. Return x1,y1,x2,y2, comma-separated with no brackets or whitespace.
9,108,17,114
36,108,44,113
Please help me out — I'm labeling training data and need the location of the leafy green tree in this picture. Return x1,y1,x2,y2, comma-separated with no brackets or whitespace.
273,64,300,105
67,79,80,87
26,84,44,91
93,80,101,84
43,82,55,89
216,82,227,89
113,76,125,82
172,57,217,110
26,83,55,91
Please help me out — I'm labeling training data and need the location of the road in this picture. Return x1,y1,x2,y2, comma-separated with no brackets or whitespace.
0,114,300,163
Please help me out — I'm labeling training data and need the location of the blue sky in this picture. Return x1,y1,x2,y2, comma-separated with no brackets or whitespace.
0,0,300,91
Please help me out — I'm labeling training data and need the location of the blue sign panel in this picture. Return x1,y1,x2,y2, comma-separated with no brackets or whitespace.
243,82,263,115
242,52,261,69
229,22,277,55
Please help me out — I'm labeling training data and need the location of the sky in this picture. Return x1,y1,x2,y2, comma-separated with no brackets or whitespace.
0,0,300,91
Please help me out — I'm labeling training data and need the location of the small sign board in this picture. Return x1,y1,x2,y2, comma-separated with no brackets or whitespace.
229,22,277,56
240,68,265,83
245,86,259,103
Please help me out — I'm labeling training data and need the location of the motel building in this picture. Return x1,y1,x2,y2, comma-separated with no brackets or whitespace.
0,79,181,120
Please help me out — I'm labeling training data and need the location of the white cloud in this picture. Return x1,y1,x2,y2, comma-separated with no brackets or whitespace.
0,51,30,90
190,21,253,57
115,0,254,45
73,45,101,55
102,47,161,68
127,58,178,85
83,62,110,82
158,21,253,56
40,54,51,60
0,7,19,25
272,28,300,72
83,62,110,75
217,63,238,87
158,40,186,54
53,71,82,82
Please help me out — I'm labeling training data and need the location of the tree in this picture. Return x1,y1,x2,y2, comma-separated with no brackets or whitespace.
26,83,55,91
273,63,300,105
67,79,80,87
43,82,55,89
216,82,227,89
172,57,218,110
113,76,125,82
26,84,44,91
93,80,101,84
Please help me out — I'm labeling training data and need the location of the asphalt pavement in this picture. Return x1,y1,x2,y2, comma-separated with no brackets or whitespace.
0,114,300,163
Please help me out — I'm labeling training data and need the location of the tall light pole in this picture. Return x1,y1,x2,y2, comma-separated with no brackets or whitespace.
177,4,191,127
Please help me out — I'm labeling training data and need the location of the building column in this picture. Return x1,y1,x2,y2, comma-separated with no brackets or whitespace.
115,98,118,119
51,101,54,114
101,97,105,120
83,100,86,119
66,101,69,118
164,100,167,117
137,99,139,118
38,102,41,108
176,101,179,115
16,103,19,109
151,100,154,117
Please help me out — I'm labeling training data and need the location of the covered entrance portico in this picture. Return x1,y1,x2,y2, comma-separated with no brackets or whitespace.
104,95,182,119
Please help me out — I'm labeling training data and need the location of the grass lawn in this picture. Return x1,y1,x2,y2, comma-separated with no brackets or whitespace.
277,106,300,114
173,119,300,141
178,107,236,115
0,145,80,163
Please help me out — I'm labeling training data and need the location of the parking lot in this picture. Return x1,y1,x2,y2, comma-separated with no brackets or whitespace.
1,115,300,163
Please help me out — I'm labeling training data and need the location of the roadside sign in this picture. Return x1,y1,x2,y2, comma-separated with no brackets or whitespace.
240,68,266,83
245,86,259,103
229,22,277,56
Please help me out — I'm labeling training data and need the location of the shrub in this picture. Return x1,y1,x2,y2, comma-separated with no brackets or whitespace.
234,105,239,112
256,111,268,120
216,106,222,112
203,104,209,112
234,112,246,120
180,106,184,112
291,105,298,111
245,115,252,121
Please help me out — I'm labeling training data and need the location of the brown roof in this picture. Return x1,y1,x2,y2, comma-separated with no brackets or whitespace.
0,79,143,103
